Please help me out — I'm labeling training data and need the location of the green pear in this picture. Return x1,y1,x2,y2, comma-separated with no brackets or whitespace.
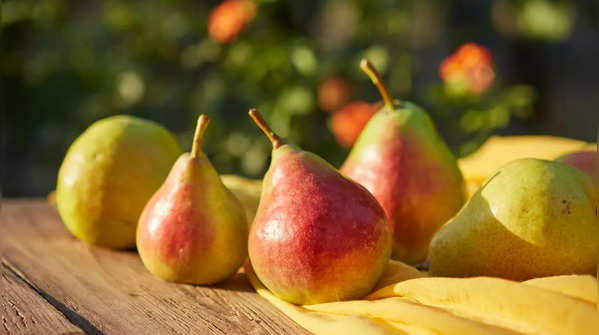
56,115,181,248
341,59,465,265
220,174,262,226
429,158,599,280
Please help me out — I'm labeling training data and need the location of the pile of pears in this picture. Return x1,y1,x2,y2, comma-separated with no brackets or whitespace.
56,59,599,305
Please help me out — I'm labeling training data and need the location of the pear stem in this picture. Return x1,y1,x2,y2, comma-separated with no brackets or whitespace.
191,114,210,158
360,58,395,109
248,108,283,149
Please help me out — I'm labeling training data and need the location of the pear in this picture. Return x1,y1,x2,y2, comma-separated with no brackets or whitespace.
57,115,181,249
341,60,464,265
429,158,599,280
220,174,262,225
247,109,391,304
136,115,248,284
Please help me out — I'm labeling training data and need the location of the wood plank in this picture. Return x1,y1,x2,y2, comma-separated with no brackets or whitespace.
1,261,84,335
0,200,309,335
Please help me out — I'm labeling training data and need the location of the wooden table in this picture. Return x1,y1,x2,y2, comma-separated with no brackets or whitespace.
0,199,309,334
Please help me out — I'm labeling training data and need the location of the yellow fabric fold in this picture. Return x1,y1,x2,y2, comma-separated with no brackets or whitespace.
523,275,598,305
457,136,591,197
246,260,599,335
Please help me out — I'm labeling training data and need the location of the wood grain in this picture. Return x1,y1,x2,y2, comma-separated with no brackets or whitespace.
1,260,84,335
0,200,309,335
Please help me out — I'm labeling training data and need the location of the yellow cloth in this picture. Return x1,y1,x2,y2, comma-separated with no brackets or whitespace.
458,136,591,197
246,261,599,335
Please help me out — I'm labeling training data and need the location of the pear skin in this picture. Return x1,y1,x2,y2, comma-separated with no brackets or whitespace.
57,115,181,249
341,60,464,265
247,109,391,305
429,158,599,280
136,115,248,284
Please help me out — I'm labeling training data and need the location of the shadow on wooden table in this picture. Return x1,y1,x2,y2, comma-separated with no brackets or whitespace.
1,199,310,334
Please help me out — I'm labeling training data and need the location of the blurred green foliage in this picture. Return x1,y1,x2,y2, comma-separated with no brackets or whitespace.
3,0,597,196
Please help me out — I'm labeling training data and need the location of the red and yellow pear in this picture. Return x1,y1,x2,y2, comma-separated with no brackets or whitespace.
137,115,248,284
341,60,465,265
247,109,391,304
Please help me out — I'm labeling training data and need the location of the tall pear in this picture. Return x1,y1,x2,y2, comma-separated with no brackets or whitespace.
137,115,248,284
341,60,465,265
429,158,599,280
247,109,391,305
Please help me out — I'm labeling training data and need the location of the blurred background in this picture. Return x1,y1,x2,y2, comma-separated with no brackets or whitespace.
2,0,599,197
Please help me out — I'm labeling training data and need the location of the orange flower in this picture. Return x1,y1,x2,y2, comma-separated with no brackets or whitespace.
439,43,495,93
318,77,354,112
208,0,256,43
330,102,378,147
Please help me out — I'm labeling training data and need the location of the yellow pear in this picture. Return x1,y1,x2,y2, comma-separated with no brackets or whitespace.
57,115,181,248
430,158,599,280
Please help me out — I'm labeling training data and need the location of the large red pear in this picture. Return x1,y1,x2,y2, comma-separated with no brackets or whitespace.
247,109,391,305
